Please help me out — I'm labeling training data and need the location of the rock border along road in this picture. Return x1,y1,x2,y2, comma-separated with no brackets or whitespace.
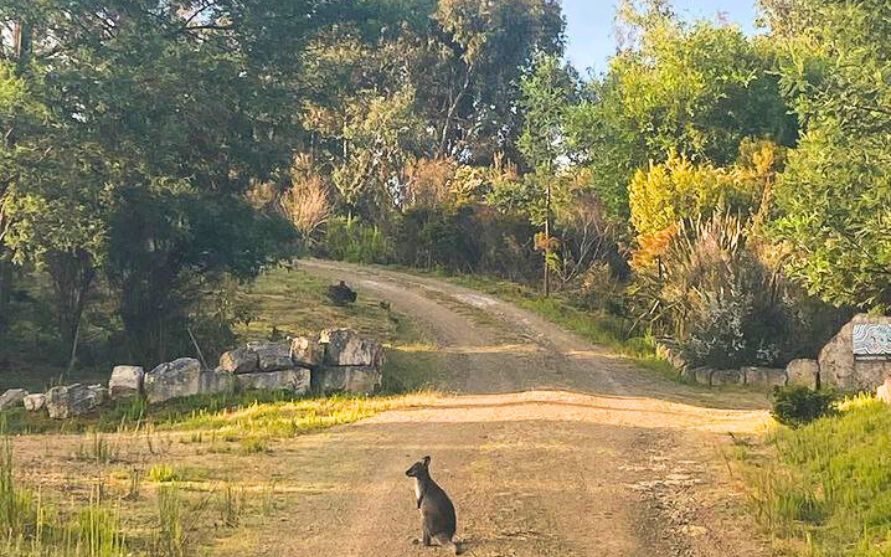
252,260,771,557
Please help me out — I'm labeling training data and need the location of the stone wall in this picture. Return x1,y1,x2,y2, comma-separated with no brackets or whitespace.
1,328,384,419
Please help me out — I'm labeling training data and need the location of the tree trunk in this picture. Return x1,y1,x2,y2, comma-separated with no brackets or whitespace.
48,250,95,372
0,258,11,333
543,180,551,297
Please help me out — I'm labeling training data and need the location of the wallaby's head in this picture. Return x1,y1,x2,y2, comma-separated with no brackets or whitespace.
405,455,431,478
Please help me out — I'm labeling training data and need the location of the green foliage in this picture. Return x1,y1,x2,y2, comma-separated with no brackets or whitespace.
0,434,127,556
629,154,734,239
156,484,185,557
770,386,838,428
612,12,796,164
630,213,793,368
321,217,394,265
767,0,891,311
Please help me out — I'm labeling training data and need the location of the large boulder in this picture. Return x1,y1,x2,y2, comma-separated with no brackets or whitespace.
237,368,311,394
199,370,235,395
144,358,203,404
318,366,382,395
46,384,104,419
290,335,324,368
23,393,46,412
247,341,293,372
108,365,144,399
320,329,384,367
0,389,28,411
820,314,891,391
218,347,259,374
786,359,820,390
741,366,787,388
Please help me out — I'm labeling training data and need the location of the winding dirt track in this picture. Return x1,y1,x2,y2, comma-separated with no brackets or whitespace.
245,260,771,556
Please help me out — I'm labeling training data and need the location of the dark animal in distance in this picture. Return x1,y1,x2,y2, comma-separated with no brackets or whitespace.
326,280,357,306
405,456,461,554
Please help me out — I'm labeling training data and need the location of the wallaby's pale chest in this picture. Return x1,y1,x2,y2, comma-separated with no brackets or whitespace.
413,478,423,505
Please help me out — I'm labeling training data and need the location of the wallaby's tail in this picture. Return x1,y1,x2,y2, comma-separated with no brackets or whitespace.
435,535,461,555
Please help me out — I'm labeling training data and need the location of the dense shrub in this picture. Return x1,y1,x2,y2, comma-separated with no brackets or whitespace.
319,217,394,264
770,385,838,428
391,204,539,279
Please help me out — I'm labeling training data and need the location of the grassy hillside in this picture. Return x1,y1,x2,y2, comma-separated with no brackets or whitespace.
736,396,891,556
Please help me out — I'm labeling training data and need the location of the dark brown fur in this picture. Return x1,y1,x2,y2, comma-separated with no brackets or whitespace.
405,456,460,554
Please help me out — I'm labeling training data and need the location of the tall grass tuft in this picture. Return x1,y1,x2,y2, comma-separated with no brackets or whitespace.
0,434,127,556
156,484,185,557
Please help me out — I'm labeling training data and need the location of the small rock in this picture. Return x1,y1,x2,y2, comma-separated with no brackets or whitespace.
742,366,788,388
23,393,46,412
218,347,259,374
710,369,741,387
318,366,382,395
46,384,104,419
290,335,323,368
88,385,108,404
692,367,713,386
109,365,144,399
200,370,235,395
144,358,203,404
0,388,28,411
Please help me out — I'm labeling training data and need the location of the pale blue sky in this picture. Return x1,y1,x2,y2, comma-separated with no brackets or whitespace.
563,0,760,75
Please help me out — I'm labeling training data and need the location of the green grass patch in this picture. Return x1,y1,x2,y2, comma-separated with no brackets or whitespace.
165,392,437,440
0,435,128,556
738,395,891,556
235,267,416,345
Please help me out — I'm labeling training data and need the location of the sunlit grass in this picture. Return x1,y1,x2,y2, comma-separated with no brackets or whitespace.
737,395,891,556
164,392,439,440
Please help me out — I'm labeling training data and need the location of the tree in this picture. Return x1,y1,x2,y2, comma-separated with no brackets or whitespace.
426,0,565,161
517,52,577,295
629,141,782,241
0,1,327,364
765,0,891,310
566,5,795,225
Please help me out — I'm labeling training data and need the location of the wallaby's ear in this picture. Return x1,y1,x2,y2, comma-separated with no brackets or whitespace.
422,455,431,466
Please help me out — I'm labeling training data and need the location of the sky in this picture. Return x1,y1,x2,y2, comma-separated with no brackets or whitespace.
562,0,760,75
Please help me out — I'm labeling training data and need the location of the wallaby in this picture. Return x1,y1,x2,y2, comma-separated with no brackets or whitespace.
405,456,461,554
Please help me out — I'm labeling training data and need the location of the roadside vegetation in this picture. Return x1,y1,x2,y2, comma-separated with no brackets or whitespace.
735,396,891,556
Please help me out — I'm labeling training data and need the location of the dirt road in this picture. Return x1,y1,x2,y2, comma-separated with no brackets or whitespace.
214,260,768,557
